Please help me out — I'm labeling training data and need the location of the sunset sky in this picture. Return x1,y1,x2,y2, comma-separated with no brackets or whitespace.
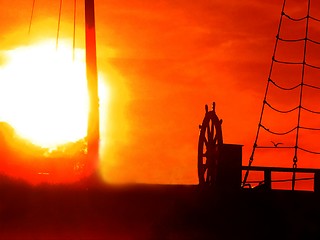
2,0,319,186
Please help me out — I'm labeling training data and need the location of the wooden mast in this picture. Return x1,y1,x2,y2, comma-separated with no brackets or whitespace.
85,0,99,172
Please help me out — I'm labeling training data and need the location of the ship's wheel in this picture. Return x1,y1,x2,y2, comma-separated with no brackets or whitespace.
198,102,223,186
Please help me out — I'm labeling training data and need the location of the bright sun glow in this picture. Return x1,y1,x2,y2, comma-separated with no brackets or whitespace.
0,40,106,148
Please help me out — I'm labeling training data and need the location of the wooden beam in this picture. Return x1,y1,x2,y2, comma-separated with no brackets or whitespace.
85,0,99,170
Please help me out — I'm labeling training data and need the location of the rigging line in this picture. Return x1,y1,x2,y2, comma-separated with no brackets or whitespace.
73,0,77,61
299,147,320,154
305,63,320,70
56,0,63,50
300,126,320,131
308,38,320,45
309,15,320,22
277,37,320,45
264,101,299,113
269,78,300,90
28,0,36,35
282,12,320,22
273,58,303,65
274,59,320,70
282,11,307,21
278,36,305,42
293,0,311,191
304,83,320,90
301,106,320,114
260,124,297,135
242,0,287,187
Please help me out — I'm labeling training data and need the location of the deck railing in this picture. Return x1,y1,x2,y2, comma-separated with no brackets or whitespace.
242,166,320,192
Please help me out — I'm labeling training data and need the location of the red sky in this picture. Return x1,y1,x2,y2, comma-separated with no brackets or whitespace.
3,0,318,186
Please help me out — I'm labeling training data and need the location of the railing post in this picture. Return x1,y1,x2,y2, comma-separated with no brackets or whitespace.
264,169,271,190
314,171,320,193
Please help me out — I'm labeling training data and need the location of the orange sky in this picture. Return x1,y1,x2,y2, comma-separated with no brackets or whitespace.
3,0,319,186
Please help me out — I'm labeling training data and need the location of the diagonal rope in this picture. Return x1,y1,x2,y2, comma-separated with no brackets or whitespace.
273,58,320,70
304,83,320,90
56,0,63,50
305,63,320,70
242,0,288,186
28,0,36,35
308,38,320,45
299,147,320,154
301,106,320,114
73,0,77,61
282,12,320,23
310,15,320,22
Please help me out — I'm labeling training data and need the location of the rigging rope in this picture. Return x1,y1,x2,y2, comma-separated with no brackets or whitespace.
56,0,63,50
242,0,288,187
260,124,297,135
265,100,299,113
309,15,320,22
305,63,320,70
273,59,320,70
243,0,320,190
307,38,320,45
277,36,305,43
73,0,77,61
273,58,303,65
291,0,311,190
299,147,320,154
301,106,320,114
269,78,300,91
304,83,320,90
300,126,320,131
282,12,307,21
278,36,320,45
28,0,36,35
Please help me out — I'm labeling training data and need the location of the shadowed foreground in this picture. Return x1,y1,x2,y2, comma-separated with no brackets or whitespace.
1,176,320,240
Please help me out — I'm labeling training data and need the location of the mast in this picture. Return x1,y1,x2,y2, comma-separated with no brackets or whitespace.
85,0,99,170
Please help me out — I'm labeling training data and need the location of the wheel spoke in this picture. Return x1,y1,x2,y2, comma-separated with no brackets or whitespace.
211,120,214,141
213,135,217,145
204,136,208,147
206,123,211,141
202,151,207,157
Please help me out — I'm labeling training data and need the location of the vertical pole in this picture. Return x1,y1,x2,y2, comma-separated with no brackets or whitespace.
85,0,99,173
264,169,271,190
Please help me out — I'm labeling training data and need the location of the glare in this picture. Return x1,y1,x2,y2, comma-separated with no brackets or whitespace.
0,40,102,148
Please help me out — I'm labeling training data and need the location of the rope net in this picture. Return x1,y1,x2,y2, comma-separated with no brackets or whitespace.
243,0,320,190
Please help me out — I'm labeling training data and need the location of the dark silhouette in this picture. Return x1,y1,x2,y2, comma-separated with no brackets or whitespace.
198,102,223,187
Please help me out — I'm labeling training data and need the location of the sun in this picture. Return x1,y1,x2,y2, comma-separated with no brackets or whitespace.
0,40,101,148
